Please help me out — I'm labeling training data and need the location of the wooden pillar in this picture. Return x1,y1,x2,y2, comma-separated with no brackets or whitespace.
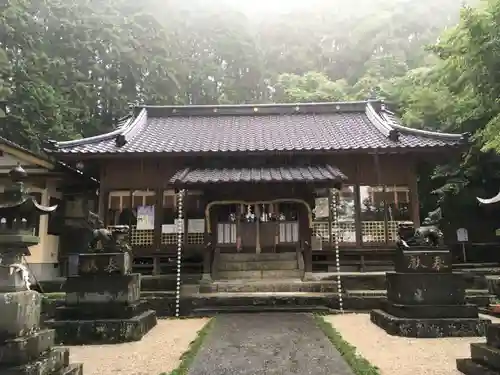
373,153,389,244
201,229,213,283
409,165,420,226
300,202,313,280
327,190,333,250
153,188,162,250
354,184,362,246
183,190,188,246
99,190,108,225
255,204,261,254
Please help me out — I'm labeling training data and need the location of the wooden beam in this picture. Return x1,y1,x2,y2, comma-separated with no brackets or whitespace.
0,144,54,169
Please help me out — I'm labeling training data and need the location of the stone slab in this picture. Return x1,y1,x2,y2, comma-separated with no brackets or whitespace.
68,252,131,276
457,358,500,375
46,309,157,345
386,272,466,305
471,343,500,371
64,273,140,305
384,303,479,319
0,329,55,366
0,291,41,340
488,324,500,349
55,301,148,320
0,347,70,375
217,270,301,279
218,252,297,262
217,260,298,271
370,309,489,338
395,249,451,273
0,234,39,248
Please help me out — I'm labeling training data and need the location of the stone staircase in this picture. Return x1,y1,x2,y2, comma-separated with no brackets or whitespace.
192,252,338,314
214,252,303,280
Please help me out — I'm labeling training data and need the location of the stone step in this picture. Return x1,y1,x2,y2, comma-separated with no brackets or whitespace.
218,252,297,262
209,280,339,293
191,305,331,316
189,292,340,309
471,343,500,370
217,260,298,272
456,358,497,375
343,289,492,307
217,269,302,280
345,289,386,297
487,323,500,348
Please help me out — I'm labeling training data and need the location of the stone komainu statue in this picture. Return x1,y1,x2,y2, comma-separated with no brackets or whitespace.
86,211,131,254
397,207,444,249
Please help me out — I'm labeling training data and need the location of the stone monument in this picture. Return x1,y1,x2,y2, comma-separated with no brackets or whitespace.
0,164,83,374
370,219,490,337
457,324,500,374
45,206,157,345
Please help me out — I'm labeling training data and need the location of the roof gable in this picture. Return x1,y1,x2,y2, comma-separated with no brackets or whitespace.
0,136,55,169
48,101,469,156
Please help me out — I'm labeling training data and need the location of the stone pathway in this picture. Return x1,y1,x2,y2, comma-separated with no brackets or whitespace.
187,313,354,375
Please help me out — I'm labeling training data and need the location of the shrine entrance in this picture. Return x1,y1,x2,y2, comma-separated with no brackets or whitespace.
210,200,307,254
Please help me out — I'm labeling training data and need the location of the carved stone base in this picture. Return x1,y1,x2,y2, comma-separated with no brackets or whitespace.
457,358,500,375
46,309,157,345
64,274,141,305
0,329,55,366
386,272,466,305
370,309,489,337
0,291,41,341
457,324,500,374
55,301,148,320
68,252,131,276
384,303,479,319
0,347,83,375
395,248,451,273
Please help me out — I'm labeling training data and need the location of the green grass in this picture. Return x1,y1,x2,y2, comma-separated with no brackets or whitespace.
314,315,381,375
41,292,66,300
160,318,214,375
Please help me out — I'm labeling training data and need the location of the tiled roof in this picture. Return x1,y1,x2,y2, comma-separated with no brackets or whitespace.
48,101,469,155
170,165,347,185
0,136,53,163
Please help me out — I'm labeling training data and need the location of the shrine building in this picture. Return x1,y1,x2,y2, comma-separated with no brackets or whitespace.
46,100,467,281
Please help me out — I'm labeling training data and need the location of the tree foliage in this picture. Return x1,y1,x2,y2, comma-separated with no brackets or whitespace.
4,0,500,220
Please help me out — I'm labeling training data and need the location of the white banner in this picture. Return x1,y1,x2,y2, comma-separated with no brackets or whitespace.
188,219,205,233
136,205,154,230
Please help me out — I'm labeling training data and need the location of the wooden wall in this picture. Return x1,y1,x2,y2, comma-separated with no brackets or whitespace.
99,153,416,189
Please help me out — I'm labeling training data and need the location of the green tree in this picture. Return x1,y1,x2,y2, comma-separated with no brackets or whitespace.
274,72,349,103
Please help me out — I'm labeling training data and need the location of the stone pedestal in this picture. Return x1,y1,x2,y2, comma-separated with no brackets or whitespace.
46,253,157,345
0,290,83,375
370,246,490,337
457,324,500,374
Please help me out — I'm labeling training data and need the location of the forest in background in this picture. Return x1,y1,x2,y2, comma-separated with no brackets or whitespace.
2,0,500,226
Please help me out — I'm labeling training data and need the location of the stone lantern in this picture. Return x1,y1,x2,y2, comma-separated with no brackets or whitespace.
0,164,82,374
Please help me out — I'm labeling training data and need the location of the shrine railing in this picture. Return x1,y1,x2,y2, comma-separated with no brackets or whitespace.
312,220,412,246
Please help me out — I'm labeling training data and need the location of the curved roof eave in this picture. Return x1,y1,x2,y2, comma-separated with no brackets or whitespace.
379,108,468,143
53,108,147,148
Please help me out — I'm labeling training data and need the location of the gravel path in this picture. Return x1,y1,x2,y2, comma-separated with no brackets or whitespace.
67,318,209,375
187,313,354,375
324,313,500,375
